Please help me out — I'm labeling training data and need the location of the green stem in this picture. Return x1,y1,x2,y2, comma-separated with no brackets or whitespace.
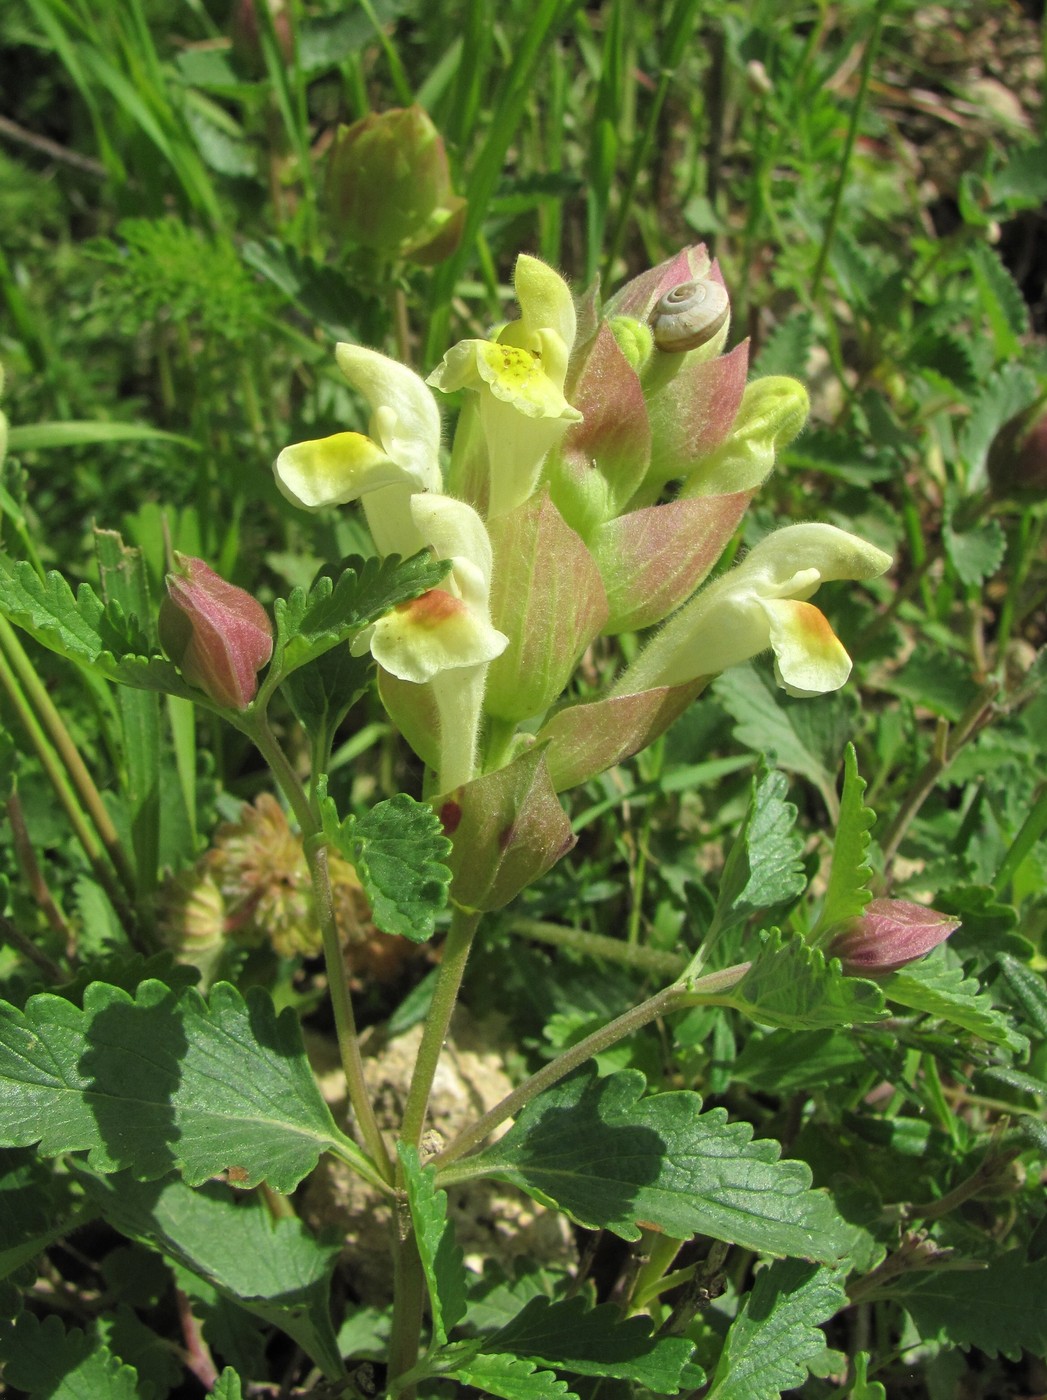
387,1214,427,1398
243,711,393,1182
399,905,482,1152
994,782,1047,898
0,625,138,941
434,962,751,1177
509,916,686,978
0,616,137,900
810,0,890,297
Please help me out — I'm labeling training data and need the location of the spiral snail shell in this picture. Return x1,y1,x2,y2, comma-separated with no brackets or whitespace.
651,278,730,352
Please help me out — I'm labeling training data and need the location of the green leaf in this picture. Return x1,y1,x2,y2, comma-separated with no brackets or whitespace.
709,766,806,939
726,929,886,1031
707,1259,848,1400
751,310,814,379
0,979,367,1192
212,1371,244,1400
814,744,874,937
0,1312,139,1399
881,950,1027,1053
886,645,979,722
995,953,1047,1037
79,1172,344,1380
321,789,451,941
943,514,1006,587
894,1250,1047,1359
958,363,1039,485
442,1350,575,1399
7,421,198,451
283,645,372,756
95,1305,183,1400
848,1351,886,1399
713,664,857,812
0,559,108,665
484,1295,697,1392
398,1143,467,1345
271,551,449,682
451,1067,858,1262
968,242,1029,354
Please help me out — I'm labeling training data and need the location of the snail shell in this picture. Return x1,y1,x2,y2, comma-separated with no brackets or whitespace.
651,278,730,352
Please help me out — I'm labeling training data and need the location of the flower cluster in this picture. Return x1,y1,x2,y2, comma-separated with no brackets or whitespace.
273,248,890,804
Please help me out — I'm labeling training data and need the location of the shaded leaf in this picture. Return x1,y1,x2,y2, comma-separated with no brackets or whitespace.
707,1259,848,1399
451,1067,858,1262
710,766,806,938
443,1350,575,1399
894,1251,1047,1359
0,1312,138,1399
80,1172,343,1380
943,515,1006,588
0,979,366,1192
322,789,451,941
485,1295,696,1391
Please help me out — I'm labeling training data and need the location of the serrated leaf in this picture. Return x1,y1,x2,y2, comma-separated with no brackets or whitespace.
751,310,814,379
707,1259,848,1400
484,1295,696,1392
95,1305,183,1400
894,1250,1047,1359
882,950,1027,1052
0,978,367,1192
943,515,1006,587
242,237,377,341
283,644,372,748
0,1312,139,1399
995,953,1047,1037
398,1143,467,1345
958,363,1039,486
726,929,886,1031
969,242,1029,354
814,744,874,936
79,1171,344,1380
270,552,449,683
0,559,107,663
444,1350,575,1399
321,790,451,941
450,1067,858,1263
713,664,857,812
710,766,806,940
886,644,979,721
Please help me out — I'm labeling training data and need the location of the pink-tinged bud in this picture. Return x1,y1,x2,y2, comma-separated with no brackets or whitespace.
325,107,465,263
159,555,273,710
828,899,960,976
987,395,1047,502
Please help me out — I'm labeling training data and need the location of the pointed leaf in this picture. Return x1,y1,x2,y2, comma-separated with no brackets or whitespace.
707,1260,848,1400
894,1250,1047,1359
0,979,366,1192
813,743,874,937
322,790,451,941
213,1371,244,1400
398,1143,467,1345
593,493,749,634
710,766,806,938
450,1067,858,1262
0,559,108,664
538,680,702,792
996,952,1047,1037
485,1295,696,1392
486,490,608,723
439,747,575,911
726,930,886,1031
80,1172,344,1380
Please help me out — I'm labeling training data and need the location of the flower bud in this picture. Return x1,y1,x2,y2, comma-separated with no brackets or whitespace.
159,555,273,710
828,899,960,976
608,315,654,373
987,395,1047,502
325,106,465,263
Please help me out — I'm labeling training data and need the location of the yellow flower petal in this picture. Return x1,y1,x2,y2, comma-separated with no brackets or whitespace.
761,597,852,696
274,432,406,510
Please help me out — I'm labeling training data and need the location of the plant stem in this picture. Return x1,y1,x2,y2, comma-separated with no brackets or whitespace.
993,781,1047,897
399,904,482,1152
0,616,137,900
243,711,393,1182
509,916,686,978
879,680,999,872
387,1211,427,1399
811,0,890,297
434,962,751,1176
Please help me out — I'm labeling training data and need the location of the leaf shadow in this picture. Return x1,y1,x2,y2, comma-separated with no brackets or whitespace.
78,990,187,1179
